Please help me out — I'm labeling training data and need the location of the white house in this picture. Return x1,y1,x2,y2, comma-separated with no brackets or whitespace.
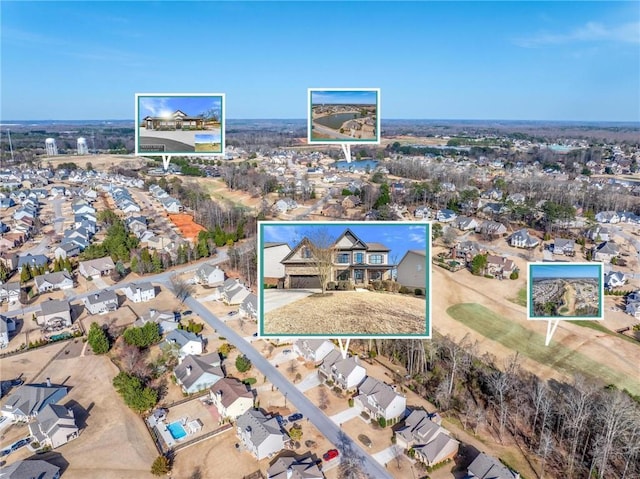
123,282,156,303
0,315,16,348
262,242,292,282
354,376,406,423
293,338,335,364
78,257,116,279
194,263,225,286
173,353,224,394
236,409,285,460
34,271,74,294
83,290,119,315
318,350,367,391
510,229,539,249
210,378,254,421
164,329,204,359
395,409,460,467
397,250,427,291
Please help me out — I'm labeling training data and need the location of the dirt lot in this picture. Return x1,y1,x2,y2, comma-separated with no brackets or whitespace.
48,154,146,172
1,353,158,478
264,291,427,335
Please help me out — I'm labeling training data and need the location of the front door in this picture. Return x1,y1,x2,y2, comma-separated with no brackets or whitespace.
354,269,364,284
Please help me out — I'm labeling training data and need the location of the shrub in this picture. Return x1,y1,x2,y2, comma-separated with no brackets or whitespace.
399,286,411,294
336,281,353,291
326,281,337,291
370,280,383,291
348,398,354,407
243,377,257,385
288,426,303,440
87,322,110,354
123,322,160,348
414,288,423,296
332,386,343,395
151,455,171,476
378,416,387,428
360,411,370,421
509,270,519,280
235,355,252,373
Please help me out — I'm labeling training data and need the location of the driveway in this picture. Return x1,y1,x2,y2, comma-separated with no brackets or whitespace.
329,406,362,426
262,289,316,313
269,348,298,367
296,371,321,393
372,446,401,466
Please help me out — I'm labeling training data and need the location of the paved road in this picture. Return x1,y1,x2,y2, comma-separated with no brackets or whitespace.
181,295,392,479
52,197,65,235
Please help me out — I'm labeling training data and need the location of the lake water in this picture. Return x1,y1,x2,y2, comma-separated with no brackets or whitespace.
334,159,379,171
315,113,359,129
548,144,578,153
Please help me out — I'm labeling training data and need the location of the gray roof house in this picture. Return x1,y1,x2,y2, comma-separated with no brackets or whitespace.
395,409,459,467
83,290,119,315
0,315,16,349
239,293,257,319
475,220,508,237
221,278,251,305
78,256,116,278
452,216,479,231
134,309,179,334
510,229,539,249
54,242,81,259
267,456,324,479
37,299,72,328
0,282,21,304
123,282,156,303
467,452,520,479
293,338,334,364
593,241,619,262
34,271,74,293
553,238,575,256
194,263,225,287
0,459,61,479
0,381,68,421
29,403,79,449
236,409,286,460
174,353,224,394
354,376,407,422
164,329,204,358
604,271,626,290
318,350,367,391
17,253,49,273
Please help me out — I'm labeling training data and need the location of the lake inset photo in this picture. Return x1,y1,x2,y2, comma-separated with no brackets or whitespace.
135,93,224,155
308,88,380,144
528,262,604,320
258,221,431,337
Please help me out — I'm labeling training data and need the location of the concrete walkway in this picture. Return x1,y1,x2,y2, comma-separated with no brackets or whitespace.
296,371,321,393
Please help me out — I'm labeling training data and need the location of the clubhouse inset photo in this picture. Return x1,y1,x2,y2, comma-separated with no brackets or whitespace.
135,93,224,155
528,262,604,320
258,221,431,337
308,88,380,144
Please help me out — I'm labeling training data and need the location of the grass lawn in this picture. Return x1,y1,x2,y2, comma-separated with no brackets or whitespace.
508,287,527,307
447,303,640,395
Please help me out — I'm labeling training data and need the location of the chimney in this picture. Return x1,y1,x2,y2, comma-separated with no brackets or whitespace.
46,377,52,387
186,365,192,376
287,466,293,479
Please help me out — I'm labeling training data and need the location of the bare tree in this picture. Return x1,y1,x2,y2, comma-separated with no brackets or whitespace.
170,275,194,303
318,385,329,411
303,228,336,294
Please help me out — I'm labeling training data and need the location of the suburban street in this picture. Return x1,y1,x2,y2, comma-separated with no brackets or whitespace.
182,294,393,479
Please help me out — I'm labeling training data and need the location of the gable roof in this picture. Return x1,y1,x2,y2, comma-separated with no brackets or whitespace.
1,382,67,418
468,452,519,479
0,459,60,479
174,353,223,391
358,376,401,409
166,329,202,348
237,409,283,447
210,377,252,407
267,456,323,479
40,299,70,316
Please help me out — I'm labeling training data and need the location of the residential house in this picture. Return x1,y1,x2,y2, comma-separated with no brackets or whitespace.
318,350,366,391
595,211,620,224
281,229,393,288
414,206,431,219
0,460,61,479
485,255,516,279
0,198,15,209
0,315,16,348
164,329,204,359
395,409,459,467
34,271,74,293
452,216,478,231
1,380,68,421
293,338,334,364
54,242,81,260
604,271,626,290
194,263,225,287
626,297,640,319
220,278,251,305
236,409,286,460
354,376,406,423
0,282,20,304
341,195,361,209
29,403,79,449
553,238,575,256
173,353,224,394
210,378,254,421
160,196,182,213
467,452,520,479
510,229,539,249
507,193,526,204
83,290,119,315
17,253,49,273
450,241,485,264
134,309,179,334
397,250,427,291
78,256,116,279
239,293,257,320
266,456,324,479
436,209,457,223
36,300,72,328
262,242,292,286
587,225,611,242
123,282,156,303
593,241,619,262
0,252,18,271
475,220,507,238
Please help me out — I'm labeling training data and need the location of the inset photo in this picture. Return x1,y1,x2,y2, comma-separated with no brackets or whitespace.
528,262,604,320
135,93,225,155
258,221,431,337
308,88,380,144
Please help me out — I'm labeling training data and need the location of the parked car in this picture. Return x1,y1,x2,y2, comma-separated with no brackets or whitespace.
0,449,10,457
275,415,288,427
288,413,303,422
10,379,23,387
227,311,237,316
323,449,339,461
182,310,193,316
282,349,292,354
10,438,30,451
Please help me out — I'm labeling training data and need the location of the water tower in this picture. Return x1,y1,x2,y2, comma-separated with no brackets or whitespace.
45,138,58,156
77,137,89,155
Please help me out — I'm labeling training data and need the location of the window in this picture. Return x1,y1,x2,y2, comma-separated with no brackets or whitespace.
337,270,350,281
369,254,383,264
370,271,382,281
354,270,364,281
354,252,364,264
301,247,312,258
337,253,349,263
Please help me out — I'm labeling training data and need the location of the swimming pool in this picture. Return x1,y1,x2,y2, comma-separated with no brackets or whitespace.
50,333,72,341
167,421,187,440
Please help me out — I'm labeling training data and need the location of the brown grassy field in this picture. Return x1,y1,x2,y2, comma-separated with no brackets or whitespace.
264,291,427,335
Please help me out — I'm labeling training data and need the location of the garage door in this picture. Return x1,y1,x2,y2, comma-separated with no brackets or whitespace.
290,275,321,289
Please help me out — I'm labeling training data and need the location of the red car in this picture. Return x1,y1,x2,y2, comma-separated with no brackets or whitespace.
323,449,339,461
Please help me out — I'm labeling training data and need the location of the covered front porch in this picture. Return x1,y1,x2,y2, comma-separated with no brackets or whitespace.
334,266,393,285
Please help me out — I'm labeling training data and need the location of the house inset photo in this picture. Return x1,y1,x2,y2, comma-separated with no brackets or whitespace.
258,221,431,337
308,88,380,144
528,262,604,320
135,93,224,155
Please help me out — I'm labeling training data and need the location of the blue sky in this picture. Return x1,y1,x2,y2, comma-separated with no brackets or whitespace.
138,96,222,122
311,90,378,106
530,263,601,280
262,223,427,262
2,1,639,121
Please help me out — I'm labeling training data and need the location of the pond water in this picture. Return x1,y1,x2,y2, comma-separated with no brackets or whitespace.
333,159,379,171
314,113,359,129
